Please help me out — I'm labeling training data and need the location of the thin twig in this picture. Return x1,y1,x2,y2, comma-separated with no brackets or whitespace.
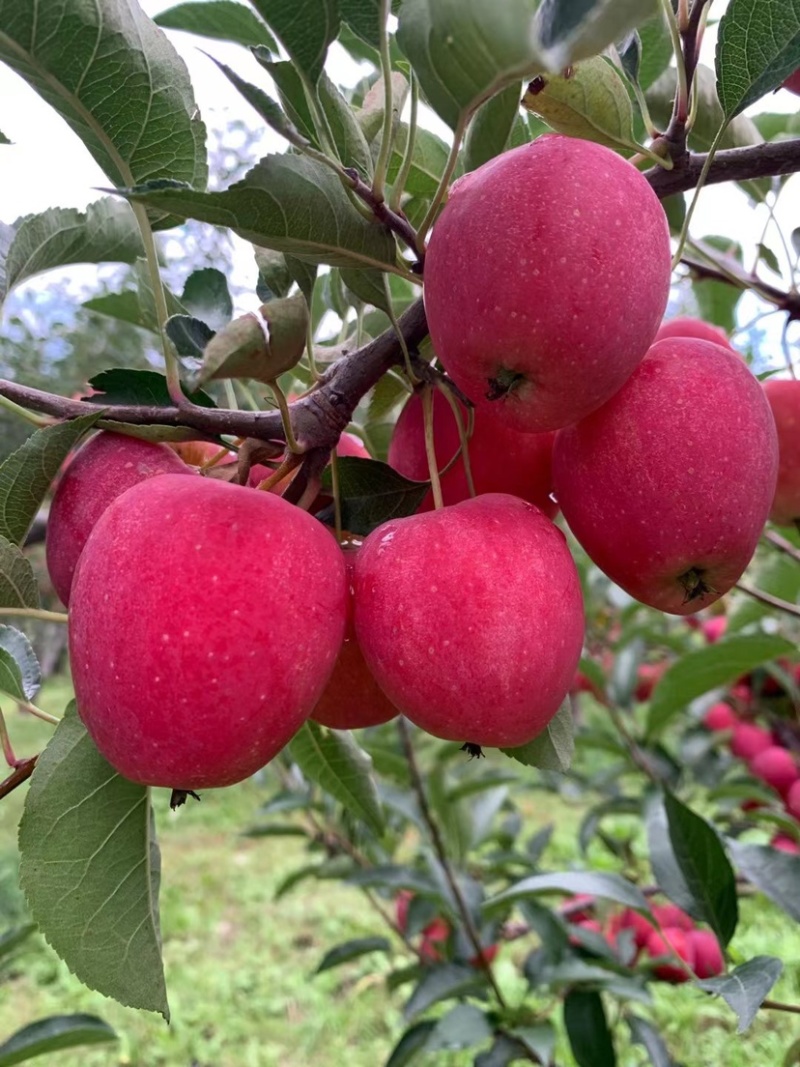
761,999,800,1016
0,755,37,800
397,719,511,1012
736,581,800,620
763,530,800,567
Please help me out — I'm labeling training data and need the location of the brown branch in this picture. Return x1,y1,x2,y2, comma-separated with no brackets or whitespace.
645,139,800,200
763,530,800,566
735,581,800,620
664,0,714,158
0,755,37,800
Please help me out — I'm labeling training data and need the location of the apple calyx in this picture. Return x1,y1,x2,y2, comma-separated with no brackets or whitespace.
170,789,201,810
461,743,485,759
486,368,528,402
678,567,717,604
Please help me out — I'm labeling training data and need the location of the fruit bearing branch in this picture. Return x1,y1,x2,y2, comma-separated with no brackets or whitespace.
1,141,800,449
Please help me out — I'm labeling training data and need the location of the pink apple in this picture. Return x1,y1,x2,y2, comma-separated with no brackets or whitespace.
608,908,655,951
635,663,667,702
763,380,800,526
69,475,347,789
46,431,192,606
312,546,398,730
423,134,671,433
353,494,584,748
388,388,557,516
702,616,728,643
553,338,778,614
749,745,799,798
703,703,739,731
730,722,773,762
686,930,724,978
771,832,800,854
645,927,695,983
655,317,735,350
786,778,800,821
651,904,694,932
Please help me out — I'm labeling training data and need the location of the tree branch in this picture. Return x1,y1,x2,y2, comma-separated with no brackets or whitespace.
644,139,800,200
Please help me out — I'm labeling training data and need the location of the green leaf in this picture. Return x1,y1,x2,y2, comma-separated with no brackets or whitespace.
404,963,485,1020
486,870,649,914
0,129,10,144
693,272,741,334
424,1004,492,1052
396,0,544,130
0,1014,117,1066
464,83,522,173
716,0,800,119
320,457,429,535
626,1015,676,1067
637,14,673,92
358,72,411,144
522,56,637,151
165,315,215,359
250,0,339,84
385,1021,437,1067
252,52,320,145
315,936,391,973
0,924,36,965
207,56,312,151
340,268,393,313
0,0,206,196
155,0,277,49
341,0,384,47
535,0,660,68
193,295,308,385
86,368,216,409
563,989,616,1067
18,705,168,1018
387,124,452,197
180,268,233,332
1,200,143,302
697,957,783,1033
658,791,738,946
0,536,40,610
288,721,385,835
752,110,800,141
0,626,41,702
318,72,374,175
501,700,574,772
728,839,800,923
255,248,293,300
123,154,399,271
0,414,102,546
645,634,795,739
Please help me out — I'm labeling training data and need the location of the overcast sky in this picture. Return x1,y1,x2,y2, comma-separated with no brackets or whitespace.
0,1,797,357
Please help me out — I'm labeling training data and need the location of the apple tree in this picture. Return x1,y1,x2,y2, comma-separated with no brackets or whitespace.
2,0,800,1063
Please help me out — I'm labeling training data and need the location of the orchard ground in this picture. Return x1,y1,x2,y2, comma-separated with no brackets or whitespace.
2,678,800,1067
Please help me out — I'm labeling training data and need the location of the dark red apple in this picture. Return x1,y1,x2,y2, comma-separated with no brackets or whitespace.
782,70,800,96
388,388,557,516
46,431,192,605
354,494,584,748
312,546,398,730
645,927,695,983
655,317,734,350
687,930,724,978
730,722,773,762
763,380,800,526
423,134,671,433
553,338,778,614
69,476,347,789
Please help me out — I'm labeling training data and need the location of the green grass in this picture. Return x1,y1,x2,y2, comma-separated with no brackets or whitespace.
2,682,800,1067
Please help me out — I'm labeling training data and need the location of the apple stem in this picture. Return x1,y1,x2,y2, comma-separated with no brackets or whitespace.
329,448,344,543
0,608,68,624
437,384,477,499
254,452,302,492
199,443,239,472
268,379,302,453
397,719,511,1014
421,386,444,510
0,708,20,768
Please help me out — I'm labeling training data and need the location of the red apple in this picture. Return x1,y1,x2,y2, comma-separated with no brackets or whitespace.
782,70,800,95
69,476,347,789
420,917,450,962
248,431,369,489
311,546,398,730
645,927,696,983
608,908,655,951
703,702,739,731
749,745,799,798
395,890,413,934
701,616,728,643
763,380,800,526
730,722,773,762
687,930,724,978
655,317,735,350
772,832,800,854
388,388,557,516
170,439,236,467
469,943,500,968
423,134,671,433
785,778,800,820
560,894,596,924
652,904,694,932
553,338,779,614
635,663,667,702
46,431,192,606
353,495,584,748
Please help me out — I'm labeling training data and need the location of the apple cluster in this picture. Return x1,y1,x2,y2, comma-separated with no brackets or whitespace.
45,133,795,792
563,897,724,983
394,890,498,968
